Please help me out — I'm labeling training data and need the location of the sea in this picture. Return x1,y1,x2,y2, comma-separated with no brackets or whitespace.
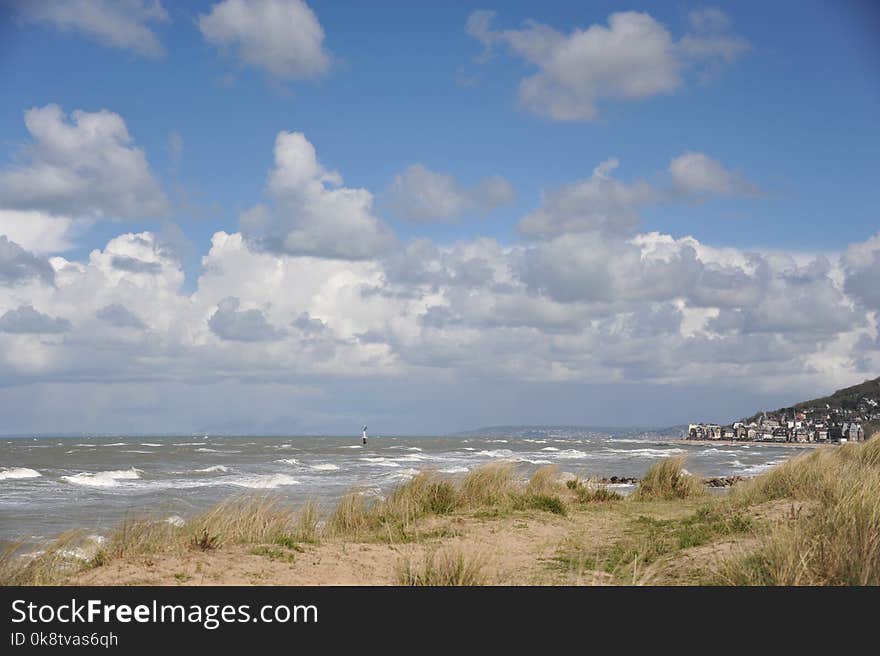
0,428,812,545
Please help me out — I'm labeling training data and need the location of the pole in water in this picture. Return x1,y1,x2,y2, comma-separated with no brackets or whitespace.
362,425,368,445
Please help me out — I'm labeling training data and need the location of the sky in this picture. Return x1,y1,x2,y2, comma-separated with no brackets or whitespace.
0,0,878,435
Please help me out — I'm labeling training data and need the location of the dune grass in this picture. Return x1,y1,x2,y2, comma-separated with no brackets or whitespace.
396,548,487,585
325,465,567,539
632,456,705,501
720,436,880,585
459,462,516,506
0,531,97,586
566,477,624,503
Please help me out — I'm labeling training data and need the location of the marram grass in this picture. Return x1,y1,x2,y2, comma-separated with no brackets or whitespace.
632,456,705,501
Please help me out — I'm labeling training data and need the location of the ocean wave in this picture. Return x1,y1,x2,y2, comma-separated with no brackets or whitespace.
360,457,400,468
0,467,41,481
228,474,300,489
101,443,128,447
120,450,154,454
439,466,469,474
310,463,340,471
194,448,220,452
275,458,300,466
477,449,515,458
141,443,163,447
519,458,552,465
739,460,782,475
384,468,419,481
390,453,430,462
553,449,588,459
62,468,142,488
540,447,560,451
486,439,509,443
194,465,229,473
165,516,186,527
522,439,547,444
174,442,208,446
603,447,684,458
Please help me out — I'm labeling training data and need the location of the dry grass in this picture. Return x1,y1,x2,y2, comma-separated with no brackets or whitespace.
326,491,372,537
396,547,488,585
460,462,515,506
292,501,321,544
527,465,561,496
720,436,880,585
0,530,106,585
632,456,705,501
187,495,298,547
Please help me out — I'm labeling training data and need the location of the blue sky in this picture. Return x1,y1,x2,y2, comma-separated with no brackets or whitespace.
0,1,878,434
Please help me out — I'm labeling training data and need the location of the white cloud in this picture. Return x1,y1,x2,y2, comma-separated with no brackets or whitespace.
0,304,70,334
842,232,880,311
0,236,55,286
0,209,79,253
669,151,759,197
240,131,396,259
518,158,655,238
0,104,168,220
16,0,169,58
388,164,514,223
208,297,286,342
678,8,751,65
467,9,748,121
96,303,146,329
0,223,876,428
199,0,331,79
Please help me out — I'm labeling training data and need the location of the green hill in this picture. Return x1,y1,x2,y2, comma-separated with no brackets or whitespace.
743,376,880,437
792,376,880,412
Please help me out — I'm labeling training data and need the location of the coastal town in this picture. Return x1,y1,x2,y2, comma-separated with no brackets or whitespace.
687,379,880,443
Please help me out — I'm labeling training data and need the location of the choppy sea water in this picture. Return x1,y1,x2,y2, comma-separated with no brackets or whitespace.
0,431,812,544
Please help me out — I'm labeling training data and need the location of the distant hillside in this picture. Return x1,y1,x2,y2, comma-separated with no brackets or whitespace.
744,376,880,437
455,425,682,439
792,377,880,411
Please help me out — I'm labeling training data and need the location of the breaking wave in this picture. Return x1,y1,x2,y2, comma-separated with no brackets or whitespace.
310,463,340,471
228,474,300,489
0,467,41,481
62,468,142,488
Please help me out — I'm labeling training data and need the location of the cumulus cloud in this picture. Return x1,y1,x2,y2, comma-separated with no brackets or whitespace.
388,164,514,223
0,305,70,334
842,232,880,311
198,0,331,79
669,151,759,197
0,209,79,254
0,236,56,286
96,303,146,329
467,8,748,121
15,0,169,58
240,131,395,259
0,104,167,220
518,158,655,238
208,297,286,342
0,223,876,428
111,255,163,274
